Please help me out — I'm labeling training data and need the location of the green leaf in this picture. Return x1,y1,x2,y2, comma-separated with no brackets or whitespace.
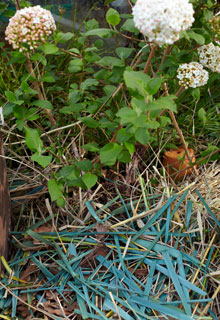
187,31,205,45
85,28,117,38
116,128,133,143
16,119,24,131
116,47,134,60
55,32,73,43
135,127,150,145
85,18,99,31
24,127,43,153
106,8,120,26
31,153,52,168
31,100,53,110
68,90,82,104
98,56,124,68
79,117,99,128
48,179,63,202
40,43,59,55
75,159,92,172
117,108,137,125
68,58,83,73
83,143,99,152
82,173,97,189
5,91,16,102
120,19,139,34
118,150,131,163
81,79,98,91
123,70,150,98
124,142,135,155
5,91,24,105
100,143,123,166
41,74,55,83
146,77,164,95
198,108,207,124
145,95,177,112
59,166,80,180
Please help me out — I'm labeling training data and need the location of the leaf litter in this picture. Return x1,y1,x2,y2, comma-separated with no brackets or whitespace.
0,167,220,319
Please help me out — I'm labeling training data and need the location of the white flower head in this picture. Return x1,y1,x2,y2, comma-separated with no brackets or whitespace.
21,27,28,35
132,0,194,47
198,43,220,73
33,17,40,24
177,62,209,88
5,5,56,51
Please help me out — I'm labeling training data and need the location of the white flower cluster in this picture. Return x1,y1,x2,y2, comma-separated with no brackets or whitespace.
5,5,56,52
132,0,194,46
177,62,209,88
197,43,220,73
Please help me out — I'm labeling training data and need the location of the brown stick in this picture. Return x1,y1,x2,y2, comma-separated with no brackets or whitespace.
163,83,198,175
143,43,157,74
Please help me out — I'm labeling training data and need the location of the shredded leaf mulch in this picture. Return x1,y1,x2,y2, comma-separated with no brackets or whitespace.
1,180,220,320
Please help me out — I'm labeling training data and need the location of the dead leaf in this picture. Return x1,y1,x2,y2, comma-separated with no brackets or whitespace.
95,223,110,240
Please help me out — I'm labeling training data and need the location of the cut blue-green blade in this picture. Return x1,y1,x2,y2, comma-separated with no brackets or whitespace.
195,189,220,229
132,195,178,241
85,201,102,223
162,251,191,316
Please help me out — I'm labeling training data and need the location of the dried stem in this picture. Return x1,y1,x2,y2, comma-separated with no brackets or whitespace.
143,43,157,74
163,83,198,175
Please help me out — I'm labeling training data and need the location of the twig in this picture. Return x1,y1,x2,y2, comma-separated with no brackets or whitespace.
163,83,198,175
143,43,157,74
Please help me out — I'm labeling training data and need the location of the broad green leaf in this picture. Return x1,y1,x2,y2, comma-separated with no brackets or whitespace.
198,108,207,124
123,70,150,98
117,108,137,124
48,179,63,202
59,166,80,180
146,77,164,95
55,32,73,43
135,127,150,145
41,74,55,83
124,142,135,155
106,8,120,26
40,43,59,54
98,56,124,68
5,91,16,102
82,173,97,189
120,19,139,34
24,127,43,153
145,95,177,112
68,90,82,104
100,143,123,166
116,128,133,143
116,47,134,60
83,143,99,152
81,79,98,91
85,28,117,38
146,120,160,129
68,58,83,73
85,18,99,31
75,159,92,172
187,31,205,45
5,91,24,105
79,117,99,128
31,153,52,168
31,100,53,110
118,150,131,163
